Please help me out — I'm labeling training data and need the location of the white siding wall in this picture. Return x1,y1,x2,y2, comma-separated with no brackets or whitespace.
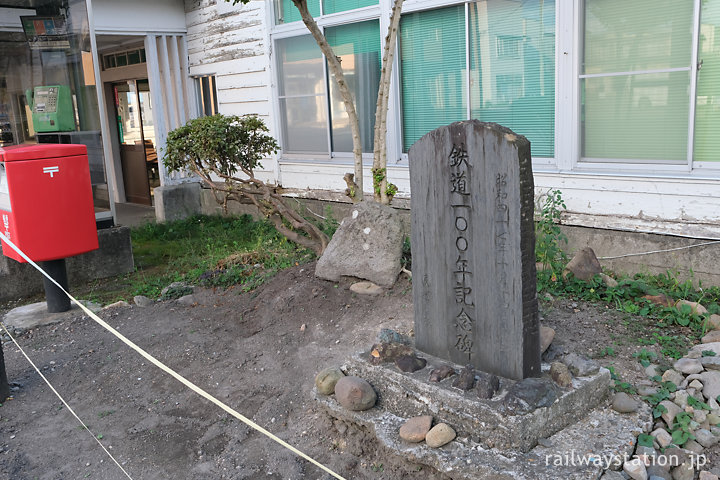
275,163,720,240
93,0,187,34
185,0,275,183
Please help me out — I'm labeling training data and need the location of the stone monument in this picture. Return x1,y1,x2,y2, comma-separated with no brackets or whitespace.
409,121,540,380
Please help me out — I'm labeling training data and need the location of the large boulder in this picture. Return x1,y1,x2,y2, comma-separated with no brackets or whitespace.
315,201,404,288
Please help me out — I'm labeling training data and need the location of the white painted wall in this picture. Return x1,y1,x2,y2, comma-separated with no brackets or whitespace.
277,163,720,239
184,0,276,178
185,0,271,117
92,0,187,35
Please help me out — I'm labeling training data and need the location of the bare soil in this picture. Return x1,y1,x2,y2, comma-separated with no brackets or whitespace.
0,263,714,479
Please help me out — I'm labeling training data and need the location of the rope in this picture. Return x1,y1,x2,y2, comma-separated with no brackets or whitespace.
0,323,134,479
0,231,347,480
597,240,720,260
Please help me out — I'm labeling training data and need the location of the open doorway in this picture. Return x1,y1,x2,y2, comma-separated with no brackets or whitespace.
112,79,158,205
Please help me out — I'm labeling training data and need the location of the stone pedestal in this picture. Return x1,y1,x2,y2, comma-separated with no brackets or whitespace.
333,351,611,453
316,350,649,480
154,182,202,223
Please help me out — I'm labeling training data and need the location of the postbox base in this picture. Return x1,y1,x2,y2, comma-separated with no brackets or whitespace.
41,259,70,313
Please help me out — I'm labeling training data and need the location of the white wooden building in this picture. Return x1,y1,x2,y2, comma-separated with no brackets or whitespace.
183,0,720,243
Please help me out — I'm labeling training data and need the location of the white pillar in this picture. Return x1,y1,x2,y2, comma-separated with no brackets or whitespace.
86,0,120,217
178,36,197,120
144,34,170,185
168,36,186,126
158,36,179,132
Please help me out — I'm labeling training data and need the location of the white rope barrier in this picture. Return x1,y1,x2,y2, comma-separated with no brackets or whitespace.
597,240,720,260
0,323,134,479
0,231,347,480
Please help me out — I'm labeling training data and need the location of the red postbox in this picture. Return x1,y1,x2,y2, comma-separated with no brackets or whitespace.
0,144,99,263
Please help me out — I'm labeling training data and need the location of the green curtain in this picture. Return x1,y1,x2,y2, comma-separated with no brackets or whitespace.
400,5,466,151
582,0,693,161
326,21,381,152
276,0,320,25
694,0,720,162
469,0,555,157
323,0,377,15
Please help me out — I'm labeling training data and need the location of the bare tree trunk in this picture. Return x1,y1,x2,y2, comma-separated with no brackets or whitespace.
292,0,364,203
372,0,404,205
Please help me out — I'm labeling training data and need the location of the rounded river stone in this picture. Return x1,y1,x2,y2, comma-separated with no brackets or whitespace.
334,376,377,411
315,366,345,395
399,415,433,443
425,423,456,448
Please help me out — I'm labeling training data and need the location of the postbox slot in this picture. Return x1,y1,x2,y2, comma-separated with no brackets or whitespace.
0,164,10,212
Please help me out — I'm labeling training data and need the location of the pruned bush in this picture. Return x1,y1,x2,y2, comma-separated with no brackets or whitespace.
163,114,329,255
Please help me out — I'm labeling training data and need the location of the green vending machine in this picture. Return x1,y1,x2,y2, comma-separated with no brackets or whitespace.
28,85,75,133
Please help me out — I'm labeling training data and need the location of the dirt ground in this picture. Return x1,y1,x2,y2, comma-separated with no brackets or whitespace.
0,263,715,479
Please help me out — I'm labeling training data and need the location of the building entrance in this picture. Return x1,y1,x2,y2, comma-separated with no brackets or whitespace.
112,79,158,206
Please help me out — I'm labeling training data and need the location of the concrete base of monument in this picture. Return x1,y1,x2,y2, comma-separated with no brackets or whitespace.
316,351,652,479
2,300,102,334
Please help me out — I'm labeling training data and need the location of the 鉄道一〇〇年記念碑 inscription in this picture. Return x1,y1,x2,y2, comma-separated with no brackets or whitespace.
409,121,540,380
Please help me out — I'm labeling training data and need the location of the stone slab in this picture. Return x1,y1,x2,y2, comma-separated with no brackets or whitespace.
409,121,539,379
339,350,612,453
317,389,650,480
2,300,101,332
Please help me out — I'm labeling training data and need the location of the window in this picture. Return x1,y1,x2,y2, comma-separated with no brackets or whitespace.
274,0,378,24
115,53,128,67
695,1,720,163
195,75,218,117
275,0,320,25
272,0,555,160
400,0,555,156
275,21,381,155
581,0,693,163
469,0,555,158
323,0,377,15
103,48,146,70
270,0,720,173
326,21,381,153
276,35,327,153
400,6,467,151
496,36,522,58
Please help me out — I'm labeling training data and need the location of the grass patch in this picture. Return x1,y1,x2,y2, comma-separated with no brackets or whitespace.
73,214,314,303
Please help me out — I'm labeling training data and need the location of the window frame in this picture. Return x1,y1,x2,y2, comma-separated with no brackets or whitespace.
269,0,720,177
271,5,382,162
397,0,559,164
271,0,560,168
571,0,720,177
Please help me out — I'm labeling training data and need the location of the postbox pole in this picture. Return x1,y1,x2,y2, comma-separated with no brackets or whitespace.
0,341,8,401
41,259,71,313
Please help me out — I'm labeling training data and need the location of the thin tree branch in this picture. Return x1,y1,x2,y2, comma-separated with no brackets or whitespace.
292,0,364,202
373,0,404,205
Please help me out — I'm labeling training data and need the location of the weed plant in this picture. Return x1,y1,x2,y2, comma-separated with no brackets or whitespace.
535,189,568,276
534,189,720,360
